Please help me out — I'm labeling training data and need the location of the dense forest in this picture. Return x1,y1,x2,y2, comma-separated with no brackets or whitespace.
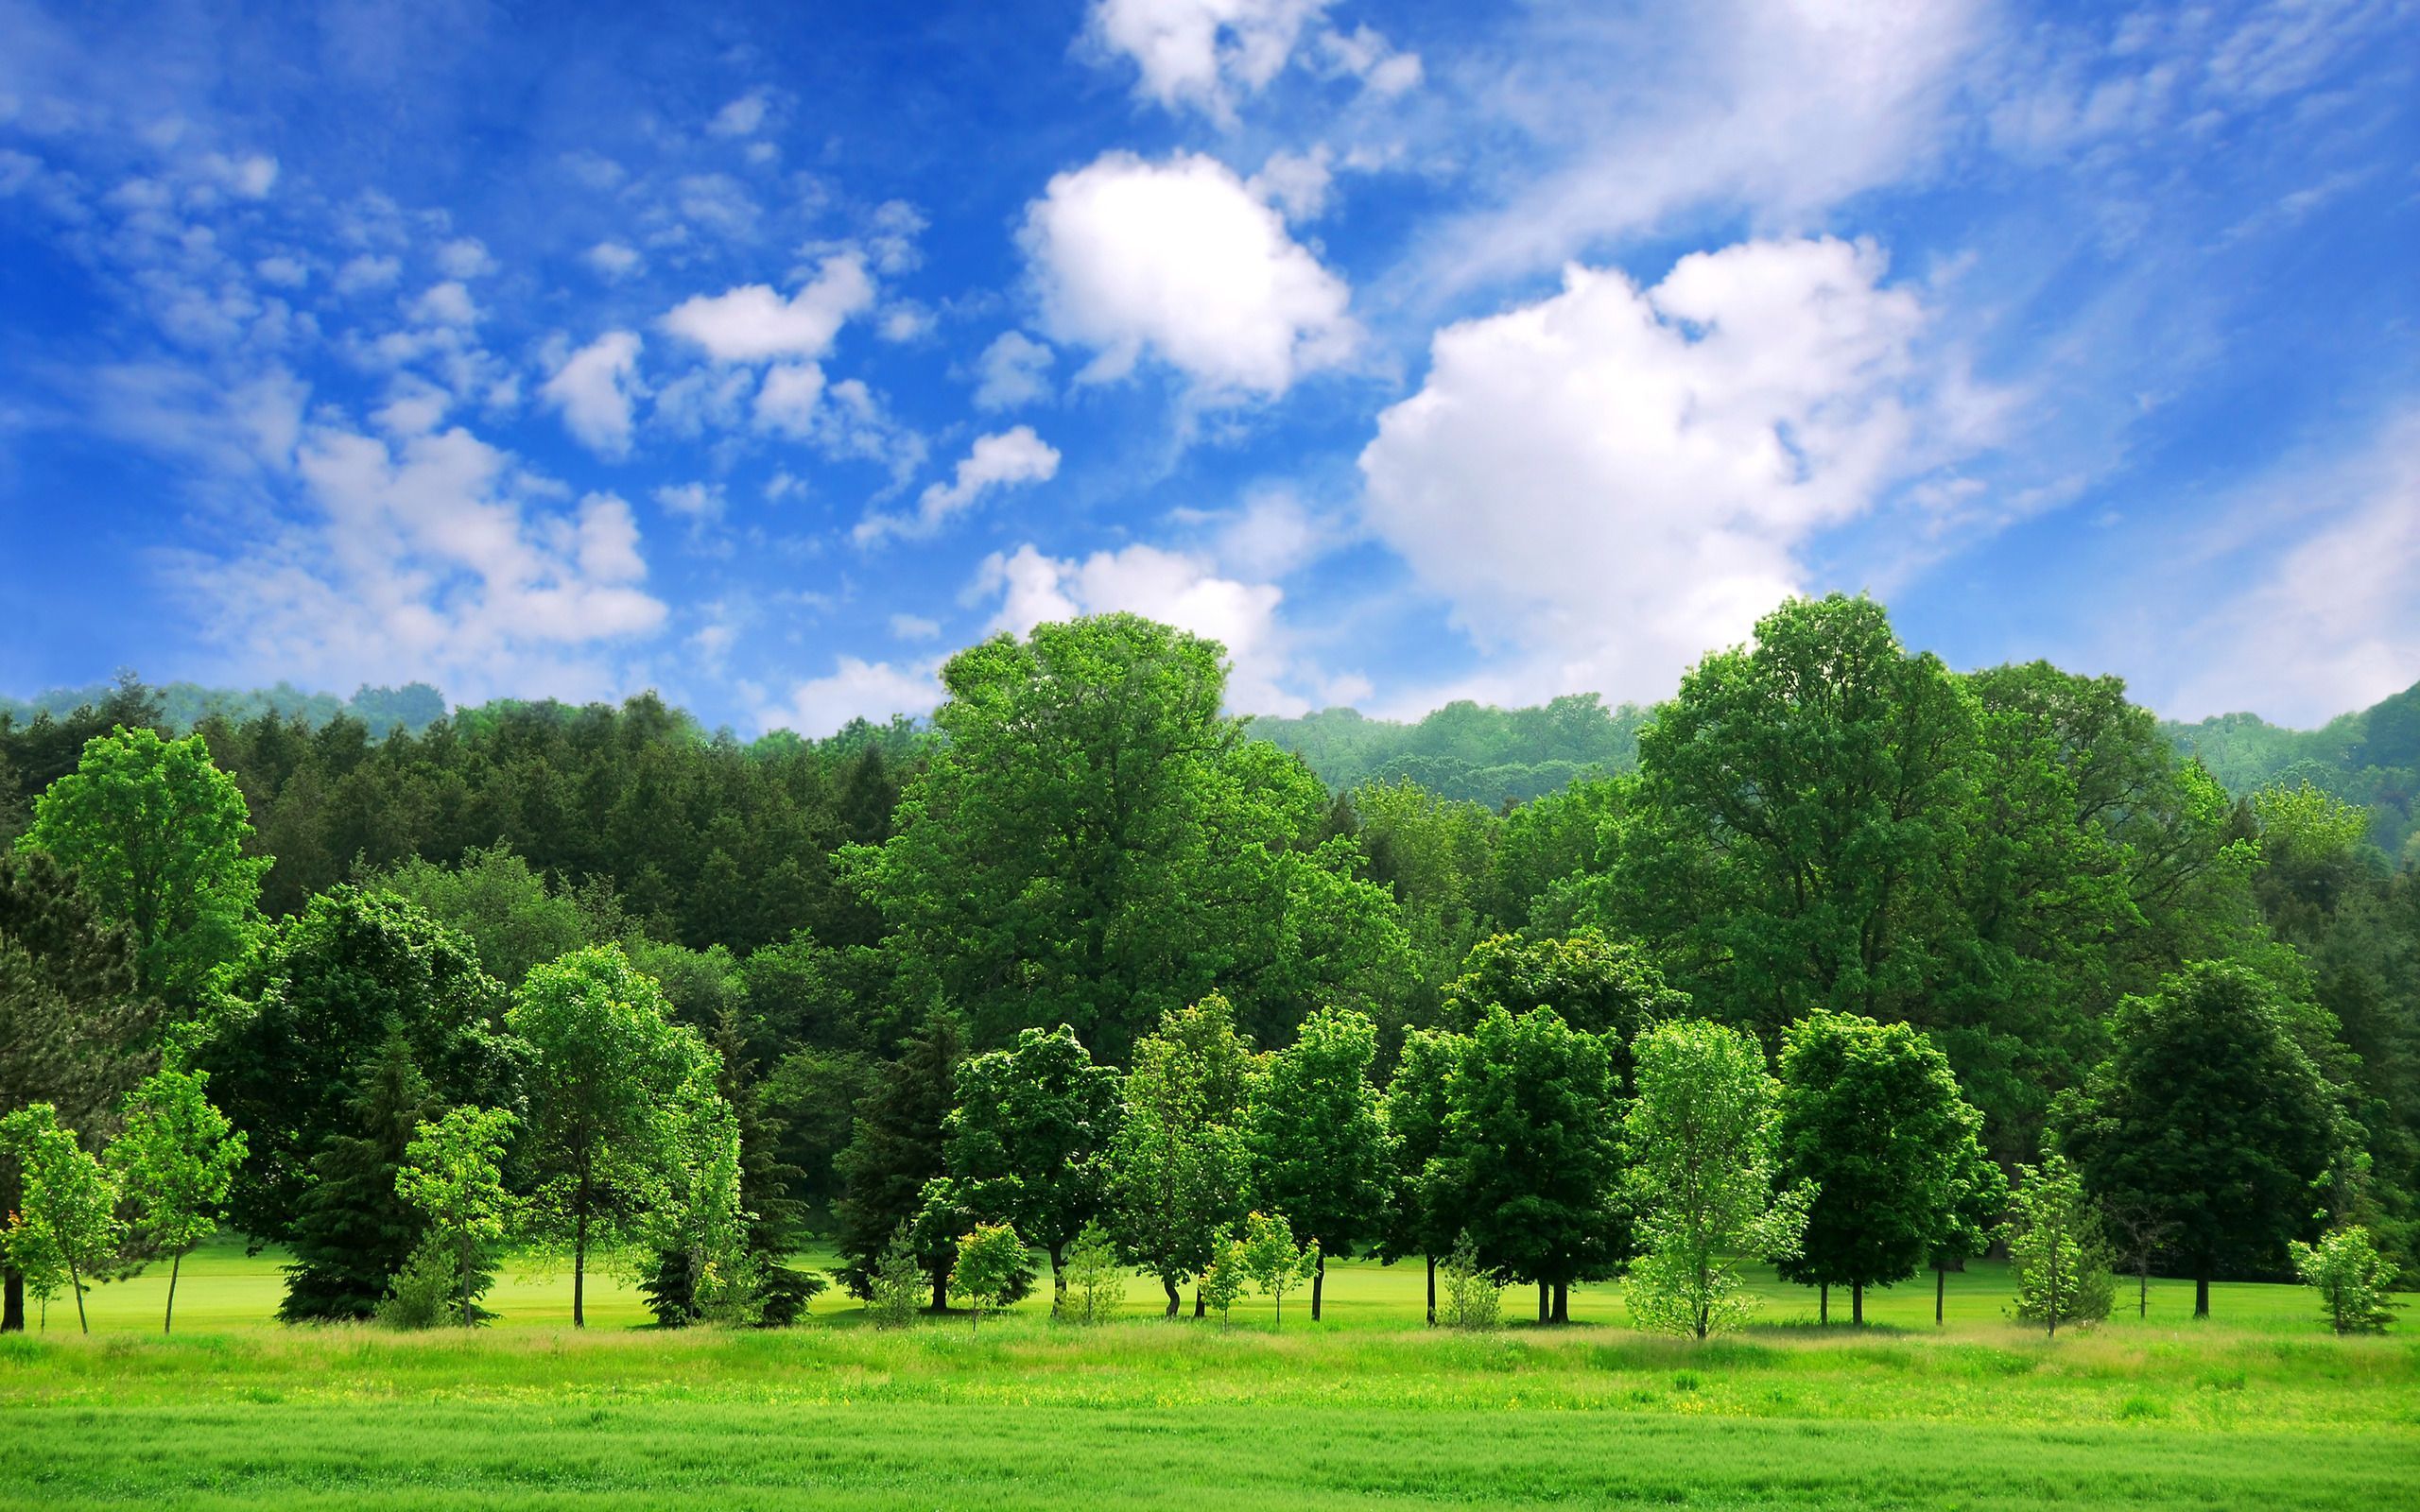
2,596,2414,1338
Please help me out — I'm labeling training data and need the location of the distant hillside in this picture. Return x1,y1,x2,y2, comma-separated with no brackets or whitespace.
0,677,448,736
2159,679,2420,861
1251,694,1650,811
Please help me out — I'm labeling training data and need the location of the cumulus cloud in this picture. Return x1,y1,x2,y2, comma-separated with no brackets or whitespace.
334,253,401,294
752,362,826,437
856,426,1061,545
182,422,667,703
890,612,942,641
972,331,1055,410
710,91,769,137
973,541,1309,713
411,280,479,327
1021,151,1356,398
436,237,496,278
1087,0,1418,118
762,656,943,737
585,241,643,281
1359,236,1963,708
658,253,874,363
541,330,646,457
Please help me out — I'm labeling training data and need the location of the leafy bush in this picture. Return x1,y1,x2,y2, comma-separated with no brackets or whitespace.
864,1224,924,1330
1061,1221,1125,1324
375,1236,463,1330
2290,1226,2397,1334
1440,1230,1500,1332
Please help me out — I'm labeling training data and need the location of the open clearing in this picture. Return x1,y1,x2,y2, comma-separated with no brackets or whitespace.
4,1246,2415,1510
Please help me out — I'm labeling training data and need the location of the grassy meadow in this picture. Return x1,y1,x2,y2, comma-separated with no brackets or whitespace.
3,1244,2415,1510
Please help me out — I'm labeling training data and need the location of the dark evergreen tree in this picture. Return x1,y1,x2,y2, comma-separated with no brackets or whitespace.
279,1036,446,1322
832,1016,960,1309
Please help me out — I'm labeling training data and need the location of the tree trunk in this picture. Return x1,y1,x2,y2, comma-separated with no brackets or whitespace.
1425,1255,1436,1326
1536,1280,1548,1324
1551,1280,1568,1324
165,1251,183,1335
68,1257,87,1335
459,1239,475,1328
1852,1281,1864,1327
2138,1264,2150,1319
2194,1267,2210,1319
1050,1245,1067,1317
573,1203,588,1329
7,1266,27,1332
930,1268,948,1313
1194,1285,1205,1319
1163,1275,1180,1318
1819,1282,1828,1325
1934,1265,1945,1326
1311,1251,1324,1321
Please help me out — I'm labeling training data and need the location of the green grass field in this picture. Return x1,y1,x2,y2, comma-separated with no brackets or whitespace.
5,1243,2415,1509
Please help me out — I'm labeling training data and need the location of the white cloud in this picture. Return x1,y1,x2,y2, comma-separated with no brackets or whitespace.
584,241,644,281
411,280,479,327
436,237,496,279
973,541,1308,713
1316,23,1420,95
763,656,942,737
334,253,400,294
1205,486,1329,578
1086,0,1410,117
752,362,826,437
1021,151,1356,398
659,253,874,363
1360,236,1964,708
890,612,942,641
710,91,770,137
653,480,725,523
856,425,1061,545
878,303,936,343
541,330,646,458
973,331,1055,411
254,255,308,288
2163,405,2420,725
1250,146,1333,220
182,423,667,703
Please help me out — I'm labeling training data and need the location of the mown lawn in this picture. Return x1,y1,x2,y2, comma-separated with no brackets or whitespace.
4,1245,2415,1509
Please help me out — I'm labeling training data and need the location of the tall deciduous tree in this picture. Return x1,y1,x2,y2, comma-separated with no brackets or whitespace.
396,1104,516,1327
1427,1005,1620,1323
509,944,717,1328
934,1023,1119,1312
843,614,1405,1060
0,1103,121,1334
1379,1027,1459,1324
1928,1132,2008,1325
1622,1019,1810,1341
19,727,265,1019
0,852,155,1332
1775,1010,1988,1325
1104,994,1258,1317
2059,961,2343,1316
109,1065,245,1333
1247,1005,1392,1320
1443,929,1685,1060
202,886,528,1242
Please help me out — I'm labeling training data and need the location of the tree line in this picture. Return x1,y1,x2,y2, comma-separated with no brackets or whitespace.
0,598,2412,1337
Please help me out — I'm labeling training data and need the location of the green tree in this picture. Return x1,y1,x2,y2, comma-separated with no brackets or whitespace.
950,1221,1028,1335
0,851,157,1332
1103,994,1259,1317
1061,1219,1126,1324
278,1035,444,1321
1379,1026,1459,1324
396,1104,516,1327
938,1023,1120,1312
2060,961,2344,1316
1238,1210,1315,1329
832,1017,960,1311
1197,1236,1248,1330
108,1065,245,1333
864,1223,924,1329
638,1071,756,1327
2289,1226,2397,1334
508,944,717,1327
1426,1006,1620,1323
1246,1005,1391,1320
843,614,1405,1060
2008,1153,2115,1336
201,885,528,1243
1443,928,1685,1057
0,1103,121,1334
375,845,606,988
1775,1010,1987,1325
1928,1133,2008,1325
1622,1019,1810,1340
19,727,266,1018
1437,1228,1501,1331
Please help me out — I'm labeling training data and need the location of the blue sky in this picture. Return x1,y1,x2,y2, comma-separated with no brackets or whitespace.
1,0,2413,734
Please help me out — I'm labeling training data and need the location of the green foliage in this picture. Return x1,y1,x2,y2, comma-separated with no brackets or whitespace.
108,1065,245,1332
1426,1005,1620,1307
1622,1019,1810,1340
1197,1236,1249,1329
864,1224,924,1329
373,845,611,988
1246,1005,1390,1310
1442,927,1685,1068
202,885,527,1242
1345,778,1499,1014
1377,1027,1458,1278
2008,1154,2116,1335
375,1233,465,1331
1776,1011,1990,1316
843,613,1406,1060
19,725,266,1018
397,1104,516,1328
638,1076,757,1328
950,1221,1028,1333
2060,961,2343,1313
1059,1220,1126,1324
1104,995,1259,1314
833,1017,960,1305
940,1023,1120,1308
0,1102,122,1333
1438,1229,1500,1331
2289,1226,2397,1334
1253,693,1648,810
278,1035,444,1321
1238,1211,1316,1328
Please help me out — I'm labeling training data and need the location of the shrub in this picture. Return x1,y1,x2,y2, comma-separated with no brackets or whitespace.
2290,1226,2397,1334
376,1236,463,1330
864,1223,924,1330
1062,1221,1126,1324
1440,1230,1500,1332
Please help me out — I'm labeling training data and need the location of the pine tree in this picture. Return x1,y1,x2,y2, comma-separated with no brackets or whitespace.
833,1016,960,1309
279,1036,444,1322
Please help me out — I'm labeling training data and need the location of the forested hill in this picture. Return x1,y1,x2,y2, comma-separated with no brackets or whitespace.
2159,680,2420,860
1249,695,1651,809
0,677,450,736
